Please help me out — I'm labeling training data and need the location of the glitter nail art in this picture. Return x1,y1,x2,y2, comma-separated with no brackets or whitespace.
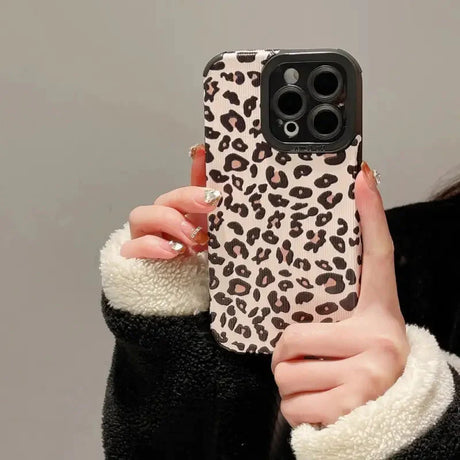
190,226,202,239
168,240,185,253
188,144,205,159
204,188,221,206
361,161,378,190
373,169,382,184
190,226,208,245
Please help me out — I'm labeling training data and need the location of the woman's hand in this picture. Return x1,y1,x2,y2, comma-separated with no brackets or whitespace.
120,144,219,259
271,162,410,428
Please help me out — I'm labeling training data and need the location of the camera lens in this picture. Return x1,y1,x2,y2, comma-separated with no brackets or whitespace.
307,65,343,101
307,104,342,140
272,86,307,120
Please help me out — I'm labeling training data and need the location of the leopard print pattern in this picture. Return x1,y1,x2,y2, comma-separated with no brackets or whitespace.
204,50,362,354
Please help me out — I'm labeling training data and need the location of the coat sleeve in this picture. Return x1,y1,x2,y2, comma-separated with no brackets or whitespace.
99,222,219,459
99,222,281,460
289,324,460,460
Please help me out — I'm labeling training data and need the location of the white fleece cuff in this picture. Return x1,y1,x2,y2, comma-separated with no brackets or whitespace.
290,323,456,460
442,349,460,374
99,221,210,316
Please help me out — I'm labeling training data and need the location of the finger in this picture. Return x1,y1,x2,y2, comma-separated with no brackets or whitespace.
189,144,209,231
354,163,398,307
128,205,208,246
280,383,364,427
271,322,367,374
190,144,207,187
274,358,343,397
154,183,220,252
275,344,396,399
120,234,187,260
154,185,221,215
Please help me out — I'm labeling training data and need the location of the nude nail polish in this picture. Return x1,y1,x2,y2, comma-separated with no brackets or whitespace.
189,144,205,159
361,161,378,190
181,221,209,245
190,226,209,245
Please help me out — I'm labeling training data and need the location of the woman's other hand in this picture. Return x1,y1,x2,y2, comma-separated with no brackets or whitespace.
271,162,410,428
120,144,219,259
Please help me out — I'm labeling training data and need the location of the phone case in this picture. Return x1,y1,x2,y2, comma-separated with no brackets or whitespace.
204,49,362,354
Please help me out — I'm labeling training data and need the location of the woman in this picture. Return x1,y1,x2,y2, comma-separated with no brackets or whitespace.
99,144,459,459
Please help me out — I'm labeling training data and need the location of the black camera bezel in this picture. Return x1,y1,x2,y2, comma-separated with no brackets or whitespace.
307,104,343,141
260,49,362,153
272,85,307,121
307,64,344,102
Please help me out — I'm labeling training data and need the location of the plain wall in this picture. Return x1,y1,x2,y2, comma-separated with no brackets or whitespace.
1,1,459,458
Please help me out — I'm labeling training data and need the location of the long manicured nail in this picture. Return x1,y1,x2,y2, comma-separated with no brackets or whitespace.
189,144,205,159
204,188,221,207
361,161,378,191
190,226,208,245
167,240,186,254
180,221,209,245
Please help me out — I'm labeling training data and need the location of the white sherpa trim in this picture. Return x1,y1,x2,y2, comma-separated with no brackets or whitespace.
442,349,460,374
290,323,456,460
99,222,210,316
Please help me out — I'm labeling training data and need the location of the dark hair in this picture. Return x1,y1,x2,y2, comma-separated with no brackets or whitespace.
431,177,460,200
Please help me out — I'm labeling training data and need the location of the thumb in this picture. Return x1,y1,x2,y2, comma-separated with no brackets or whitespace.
354,162,398,311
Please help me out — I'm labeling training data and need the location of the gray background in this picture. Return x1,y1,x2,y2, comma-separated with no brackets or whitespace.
1,1,459,458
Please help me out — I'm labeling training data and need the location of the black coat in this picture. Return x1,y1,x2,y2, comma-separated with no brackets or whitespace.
99,194,460,459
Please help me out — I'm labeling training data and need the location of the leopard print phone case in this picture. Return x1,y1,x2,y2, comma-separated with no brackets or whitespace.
204,49,362,354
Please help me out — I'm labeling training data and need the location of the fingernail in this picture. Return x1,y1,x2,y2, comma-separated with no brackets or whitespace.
361,161,378,191
190,226,208,245
180,221,209,245
203,188,221,207
167,240,186,254
189,144,205,159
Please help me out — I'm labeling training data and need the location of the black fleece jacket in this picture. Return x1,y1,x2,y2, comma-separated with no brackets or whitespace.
99,194,460,460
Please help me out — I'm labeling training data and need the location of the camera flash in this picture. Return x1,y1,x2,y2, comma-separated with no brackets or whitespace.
283,68,299,84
